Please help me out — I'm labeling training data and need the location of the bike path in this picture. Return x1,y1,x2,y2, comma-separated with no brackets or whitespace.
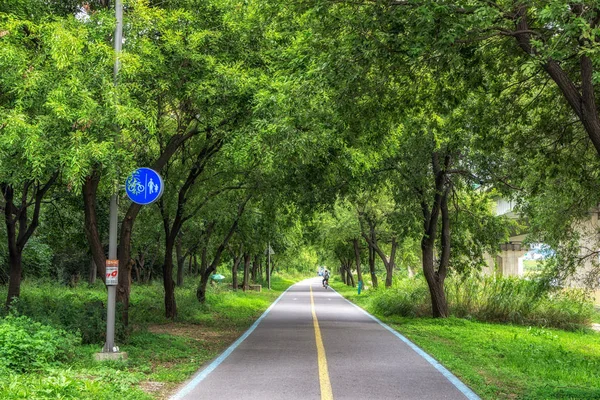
170,278,479,400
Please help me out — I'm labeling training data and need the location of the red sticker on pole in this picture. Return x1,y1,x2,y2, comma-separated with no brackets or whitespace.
106,260,119,286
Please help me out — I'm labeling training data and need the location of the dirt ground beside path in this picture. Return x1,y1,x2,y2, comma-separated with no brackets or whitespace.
139,323,243,399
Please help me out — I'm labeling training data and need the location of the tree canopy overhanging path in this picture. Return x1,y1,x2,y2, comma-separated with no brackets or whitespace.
170,278,479,400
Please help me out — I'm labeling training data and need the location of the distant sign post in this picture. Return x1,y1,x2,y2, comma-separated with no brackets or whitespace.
125,168,164,205
266,243,274,290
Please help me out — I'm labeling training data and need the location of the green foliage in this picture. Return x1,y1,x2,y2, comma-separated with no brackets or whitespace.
21,238,53,278
369,280,431,318
0,315,80,373
128,274,295,326
447,276,594,330
339,275,594,330
0,368,152,400
5,282,126,344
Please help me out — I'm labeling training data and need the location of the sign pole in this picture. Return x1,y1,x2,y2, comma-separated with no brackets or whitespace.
101,0,123,357
104,195,118,353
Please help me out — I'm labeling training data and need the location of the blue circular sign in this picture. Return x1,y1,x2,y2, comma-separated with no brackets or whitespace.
125,168,164,205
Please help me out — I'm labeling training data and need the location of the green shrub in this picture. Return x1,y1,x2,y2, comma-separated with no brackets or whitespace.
370,278,430,317
448,276,543,323
21,238,53,278
0,368,152,400
534,289,595,330
366,275,594,330
5,283,126,344
446,275,594,329
0,315,80,373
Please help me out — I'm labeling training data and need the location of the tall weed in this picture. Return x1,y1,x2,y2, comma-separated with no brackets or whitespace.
447,275,594,329
368,275,594,330
370,278,431,317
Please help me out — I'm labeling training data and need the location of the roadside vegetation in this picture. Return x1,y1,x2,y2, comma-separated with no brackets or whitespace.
0,273,298,399
332,278,600,400
4,1,600,399
361,274,594,331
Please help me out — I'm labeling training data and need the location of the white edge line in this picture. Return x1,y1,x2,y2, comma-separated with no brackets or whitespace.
330,288,481,400
170,285,295,400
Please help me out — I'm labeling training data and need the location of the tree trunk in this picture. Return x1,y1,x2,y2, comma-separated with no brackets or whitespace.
346,262,355,287
232,252,241,290
3,175,57,308
251,255,259,282
353,238,363,283
339,265,346,284
118,204,141,326
133,262,140,283
197,252,203,276
196,197,250,303
419,154,451,318
6,249,22,307
176,238,184,287
362,228,396,288
83,131,198,326
385,237,397,288
163,240,177,319
242,253,251,291
89,258,97,285
197,273,210,304
368,238,377,288
362,221,398,288
421,240,449,318
83,172,107,283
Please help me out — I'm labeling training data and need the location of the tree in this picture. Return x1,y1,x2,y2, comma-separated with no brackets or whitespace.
1,8,114,306
356,191,402,288
80,0,258,322
196,193,252,303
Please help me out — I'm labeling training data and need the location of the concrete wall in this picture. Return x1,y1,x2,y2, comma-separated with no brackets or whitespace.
485,203,600,304
484,243,526,277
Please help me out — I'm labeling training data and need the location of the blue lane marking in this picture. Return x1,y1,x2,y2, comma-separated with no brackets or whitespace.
331,288,481,400
170,284,295,400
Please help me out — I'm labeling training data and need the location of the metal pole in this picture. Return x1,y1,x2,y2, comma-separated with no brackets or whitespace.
113,0,123,78
103,0,123,354
104,194,118,352
268,242,271,290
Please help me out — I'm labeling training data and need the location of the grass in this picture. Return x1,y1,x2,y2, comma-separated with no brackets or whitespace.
523,259,543,275
332,280,600,400
0,272,299,399
592,307,600,324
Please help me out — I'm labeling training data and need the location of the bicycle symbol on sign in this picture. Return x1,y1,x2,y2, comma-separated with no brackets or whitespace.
126,173,145,195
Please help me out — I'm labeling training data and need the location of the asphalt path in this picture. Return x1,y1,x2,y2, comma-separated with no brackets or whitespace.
171,278,479,400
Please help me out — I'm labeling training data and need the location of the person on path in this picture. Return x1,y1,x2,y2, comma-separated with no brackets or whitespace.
322,269,330,288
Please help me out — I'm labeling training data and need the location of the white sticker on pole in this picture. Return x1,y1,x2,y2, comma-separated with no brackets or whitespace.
106,260,119,285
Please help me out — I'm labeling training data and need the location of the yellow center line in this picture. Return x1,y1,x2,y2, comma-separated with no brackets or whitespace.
310,284,333,400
